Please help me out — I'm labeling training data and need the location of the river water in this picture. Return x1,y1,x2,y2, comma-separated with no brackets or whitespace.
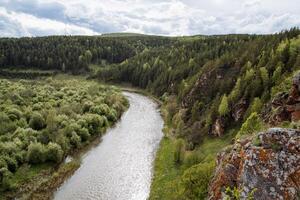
54,92,164,200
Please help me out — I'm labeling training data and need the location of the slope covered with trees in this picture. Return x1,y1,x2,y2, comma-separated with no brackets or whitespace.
0,36,172,73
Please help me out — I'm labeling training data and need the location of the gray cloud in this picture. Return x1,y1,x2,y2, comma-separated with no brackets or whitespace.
0,0,299,37
0,0,66,21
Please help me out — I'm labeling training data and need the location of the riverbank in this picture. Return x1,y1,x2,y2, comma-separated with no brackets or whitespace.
8,135,104,200
148,99,238,199
95,81,163,106
1,121,127,200
54,92,163,199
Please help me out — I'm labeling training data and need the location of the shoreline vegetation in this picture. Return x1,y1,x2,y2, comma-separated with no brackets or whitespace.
0,75,129,200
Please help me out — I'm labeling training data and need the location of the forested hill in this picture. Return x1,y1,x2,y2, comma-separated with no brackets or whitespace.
0,35,172,72
96,27,300,150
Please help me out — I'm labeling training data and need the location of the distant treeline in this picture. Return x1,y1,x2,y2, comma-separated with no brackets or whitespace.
0,35,173,73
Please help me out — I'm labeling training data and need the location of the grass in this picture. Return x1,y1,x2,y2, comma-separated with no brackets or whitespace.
9,163,53,186
0,163,53,200
0,160,80,200
149,137,183,200
149,126,238,200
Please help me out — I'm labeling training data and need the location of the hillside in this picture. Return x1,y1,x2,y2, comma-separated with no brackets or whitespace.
0,28,300,199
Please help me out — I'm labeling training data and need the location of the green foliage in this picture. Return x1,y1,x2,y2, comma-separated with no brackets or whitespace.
29,112,45,130
229,78,242,103
77,128,90,142
2,156,18,173
0,36,140,73
27,142,46,164
236,112,263,139
0,78,127,186
219,94,229,116
0,113,17,135
174,139,185,164
70,132,81,148
90,104,110,116
46,142,63,163
272,63,282,84
191,101,204,122
244,98,263,119
225,186,256,200
271,73,293,97
6,108,22,121
259,67,269,88
179,162,215,200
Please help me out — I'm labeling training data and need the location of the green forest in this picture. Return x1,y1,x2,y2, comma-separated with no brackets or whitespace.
0,27,300,199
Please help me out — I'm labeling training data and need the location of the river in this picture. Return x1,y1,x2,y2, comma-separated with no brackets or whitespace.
54,92,164,200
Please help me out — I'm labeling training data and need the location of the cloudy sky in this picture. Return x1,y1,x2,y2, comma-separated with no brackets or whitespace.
0,0,299,37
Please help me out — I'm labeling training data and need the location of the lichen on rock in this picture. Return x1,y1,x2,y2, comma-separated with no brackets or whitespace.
208,128,300,200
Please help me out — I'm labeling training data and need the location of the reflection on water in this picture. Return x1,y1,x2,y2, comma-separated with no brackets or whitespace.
54,92,163,200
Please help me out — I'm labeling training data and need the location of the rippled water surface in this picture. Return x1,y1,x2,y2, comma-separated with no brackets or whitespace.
54,92,163,200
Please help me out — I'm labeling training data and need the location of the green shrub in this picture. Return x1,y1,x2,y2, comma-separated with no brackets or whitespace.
82,114,105,135
0,158,7,169
55,134,70,153
29,112,45,130
6,108,23,121
14,151,26,164
70,132,81,148
2,156,18,172
16,118,27,128
77,128,90,141
46,142,63,163
0,112,17,135
9,93,24,105
90,104,110,115
0,142,18,155
82,101,94,113
179,162,215,200
107,109,118,122
0,167,12,190
236,112,263,139
183,151,203,168
174,139,185,164
225,186,256,200
219,94,229,116
27,142,46,164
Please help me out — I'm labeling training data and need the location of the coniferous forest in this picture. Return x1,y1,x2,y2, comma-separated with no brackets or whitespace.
0,27,300,199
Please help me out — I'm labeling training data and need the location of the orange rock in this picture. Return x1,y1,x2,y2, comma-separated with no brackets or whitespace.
291,110,300,121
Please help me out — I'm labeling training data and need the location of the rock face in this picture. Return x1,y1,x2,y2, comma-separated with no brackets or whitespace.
211,117,226,137
270,72,300,124
208,128,300,200
232,99,248,122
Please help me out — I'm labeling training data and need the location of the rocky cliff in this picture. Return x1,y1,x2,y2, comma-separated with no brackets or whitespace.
208,128,300,200
269,72,300,125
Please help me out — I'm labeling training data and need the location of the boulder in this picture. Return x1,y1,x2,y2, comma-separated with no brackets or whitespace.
208,128,300,200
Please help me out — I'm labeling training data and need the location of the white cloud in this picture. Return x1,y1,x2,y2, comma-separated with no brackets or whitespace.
0,0,299,36
0,7,99,37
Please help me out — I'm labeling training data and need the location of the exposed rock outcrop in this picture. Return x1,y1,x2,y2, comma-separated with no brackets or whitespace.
232,99,248,122
270,72,300,124
208,128,300,200
211,117,226,137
